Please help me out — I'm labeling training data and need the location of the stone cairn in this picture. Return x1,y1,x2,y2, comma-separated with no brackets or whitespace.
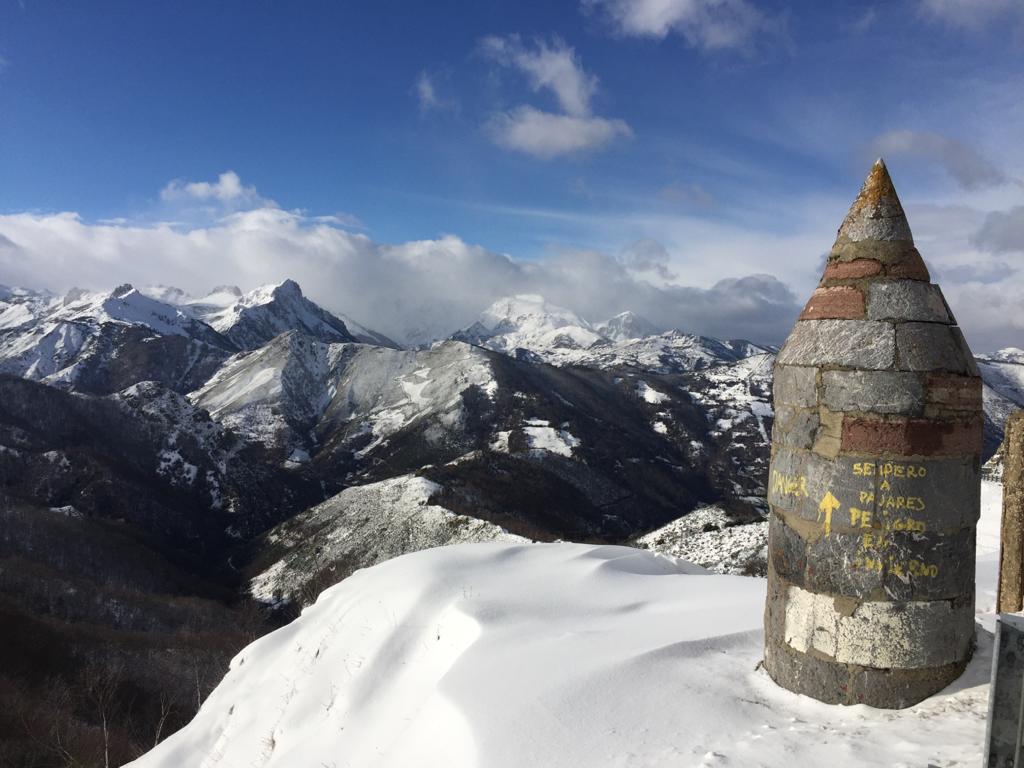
763,159,982,708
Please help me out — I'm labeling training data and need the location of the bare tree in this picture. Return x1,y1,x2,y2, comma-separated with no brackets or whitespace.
81,661,123,768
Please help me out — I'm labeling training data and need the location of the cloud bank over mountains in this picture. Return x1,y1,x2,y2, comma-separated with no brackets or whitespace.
0,200,799,347
1,166,1021,352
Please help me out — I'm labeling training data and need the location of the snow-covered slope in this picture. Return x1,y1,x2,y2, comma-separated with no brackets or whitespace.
191,338,498,464
129,481,1002,768
0,284,234,392
249,473,528,604
977,356,1024,456
189,330,344,456
0,284,56,330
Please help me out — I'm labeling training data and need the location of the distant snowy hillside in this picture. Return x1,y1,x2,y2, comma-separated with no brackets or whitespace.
977,356,1024,456
128,481,1002,768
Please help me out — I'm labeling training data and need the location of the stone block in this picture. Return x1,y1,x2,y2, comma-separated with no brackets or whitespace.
887,254,931,281
773,364,818,408
841,415,982,457
781,583,973,669
769,514,975,602
821,370,924,415
822,258,882,282
801,287,866,320
867,282,951,323
896,323,975,374
778,320,895,370
772,406,819,450
764,630,971,708
926,374,982,412
951,327,981,376
768,447,981,533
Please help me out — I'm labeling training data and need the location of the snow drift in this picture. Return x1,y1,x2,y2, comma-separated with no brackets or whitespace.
128,482,1001,768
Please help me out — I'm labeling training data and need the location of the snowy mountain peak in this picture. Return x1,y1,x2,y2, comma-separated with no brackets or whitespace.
481,294,591,334
596,311,660,342
469,294,602,357
199,279,358,351
994,347,1024,364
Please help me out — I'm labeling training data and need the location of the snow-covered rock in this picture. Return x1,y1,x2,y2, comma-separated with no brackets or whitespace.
993,347,1024,364
595,310,661,341
128,480,1003,768
249,474,527,604
635,506,768,575
193,279,359,350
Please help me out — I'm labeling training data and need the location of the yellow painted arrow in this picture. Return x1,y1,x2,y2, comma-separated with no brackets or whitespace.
818,492,841,536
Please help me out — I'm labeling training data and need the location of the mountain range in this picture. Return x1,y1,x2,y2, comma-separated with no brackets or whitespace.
0,277,1021,764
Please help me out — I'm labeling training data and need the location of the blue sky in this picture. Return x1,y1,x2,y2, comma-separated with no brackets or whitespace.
1,0,1022,348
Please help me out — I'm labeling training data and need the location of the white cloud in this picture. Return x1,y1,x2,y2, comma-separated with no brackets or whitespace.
480,36,596,117
919,0,1022,29
480,36,631,159
487,106,632,158
583,0,765,50
869,130,1012,190
161,171,267,205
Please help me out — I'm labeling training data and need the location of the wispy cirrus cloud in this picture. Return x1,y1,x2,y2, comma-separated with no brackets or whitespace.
919,0,1024,30
480,35,631,159
868,130,1015,190
582,0,768,50
414,71,456,113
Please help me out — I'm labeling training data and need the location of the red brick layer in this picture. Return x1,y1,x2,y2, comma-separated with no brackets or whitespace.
821,258,882,282
800,286,866,320
841,415,982,456
926,374,983,411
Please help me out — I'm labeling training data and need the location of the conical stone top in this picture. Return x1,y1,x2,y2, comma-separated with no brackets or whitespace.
836,158,913,244
824,159,929,284
764,160,982,709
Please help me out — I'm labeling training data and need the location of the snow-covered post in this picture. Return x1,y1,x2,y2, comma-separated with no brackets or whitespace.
998,412,1024,612
763,160,982,708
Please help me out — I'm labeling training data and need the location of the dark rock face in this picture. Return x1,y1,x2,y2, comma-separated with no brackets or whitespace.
763,160,982,708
